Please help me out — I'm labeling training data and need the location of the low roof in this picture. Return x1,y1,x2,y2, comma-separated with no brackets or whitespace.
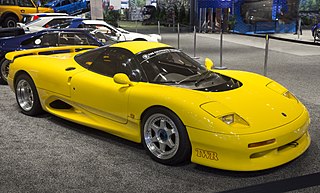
110,41,171,54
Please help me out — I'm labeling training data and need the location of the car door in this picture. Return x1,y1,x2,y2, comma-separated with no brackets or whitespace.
60,0,73,14
17,0,37,14
70,47,137,124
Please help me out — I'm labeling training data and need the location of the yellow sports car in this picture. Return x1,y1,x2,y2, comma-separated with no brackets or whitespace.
6,42,310,171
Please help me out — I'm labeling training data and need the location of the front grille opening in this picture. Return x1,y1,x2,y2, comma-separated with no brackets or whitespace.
250,149,274,159
278,138,301,152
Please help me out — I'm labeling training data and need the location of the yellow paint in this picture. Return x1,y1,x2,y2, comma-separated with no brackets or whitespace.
6,42,311,171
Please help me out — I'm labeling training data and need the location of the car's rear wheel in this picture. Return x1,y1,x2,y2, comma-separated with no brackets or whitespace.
15,74,43,116
142,107,191,165
0,58,10,85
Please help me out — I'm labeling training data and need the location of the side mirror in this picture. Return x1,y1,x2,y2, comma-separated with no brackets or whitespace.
113,73,133,86
205,58,214,70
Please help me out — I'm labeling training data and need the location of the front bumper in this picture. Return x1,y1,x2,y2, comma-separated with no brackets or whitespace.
187,107,311,171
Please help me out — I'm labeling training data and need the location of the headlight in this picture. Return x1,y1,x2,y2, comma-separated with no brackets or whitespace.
200,102,250,128
283,91,298,101
221,114,234,125
220,113,249,127
266,81,298,102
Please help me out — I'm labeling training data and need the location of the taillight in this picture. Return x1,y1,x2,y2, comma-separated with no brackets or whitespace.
32,15,39,21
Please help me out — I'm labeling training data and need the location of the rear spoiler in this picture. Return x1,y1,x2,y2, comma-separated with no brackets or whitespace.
5,45,97,62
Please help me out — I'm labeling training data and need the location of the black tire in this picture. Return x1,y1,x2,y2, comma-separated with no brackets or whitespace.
14,73,43,116
3,16,18,28
0,58,9,85
141,107,191,165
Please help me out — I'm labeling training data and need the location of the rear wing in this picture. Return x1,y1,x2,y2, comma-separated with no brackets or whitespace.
5,45,97,62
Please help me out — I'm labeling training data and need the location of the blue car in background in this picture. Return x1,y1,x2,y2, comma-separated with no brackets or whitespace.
311,23,320,42
0,28,111,84
44,0,89,15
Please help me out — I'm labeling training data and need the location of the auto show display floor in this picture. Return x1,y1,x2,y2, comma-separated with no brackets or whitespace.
0,33,320,192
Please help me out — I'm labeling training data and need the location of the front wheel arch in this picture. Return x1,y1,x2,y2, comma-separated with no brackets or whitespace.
1,13,19,27
133,38,147,41
140,106,192,165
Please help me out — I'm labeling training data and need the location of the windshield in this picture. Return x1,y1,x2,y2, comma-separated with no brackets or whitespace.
137,48,242,91
138,48,206,83
90,30,116,45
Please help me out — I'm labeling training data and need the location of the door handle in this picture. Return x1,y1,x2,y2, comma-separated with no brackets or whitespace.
65,67,76,71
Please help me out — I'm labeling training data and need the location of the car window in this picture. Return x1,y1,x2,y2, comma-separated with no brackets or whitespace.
1,0,16,5
43,18,68,28
83,24,117,36
17,0,33,7
39,33,58,46
75,48,105,69
89,48,132,77
58,32,95,46
61,0,71,6
139,48,204,83
75,47,143,81
90,31,114,45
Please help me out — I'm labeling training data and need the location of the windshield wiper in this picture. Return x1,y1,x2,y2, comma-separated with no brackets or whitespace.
194,71,211,87
175,73,202,84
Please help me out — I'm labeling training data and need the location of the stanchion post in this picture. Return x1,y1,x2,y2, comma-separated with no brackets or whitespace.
264,34,269,76
177,23,180,49
158,21,160,35
192,26,199,59
215,15,227,70
220,30,223,67
135,20,138,33
298,17,301,39
173,15,175,32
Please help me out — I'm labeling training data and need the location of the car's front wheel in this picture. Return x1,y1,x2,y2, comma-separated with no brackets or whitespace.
15,74,43,116
3,16,18,28
142,107,191,165
0,58,10,85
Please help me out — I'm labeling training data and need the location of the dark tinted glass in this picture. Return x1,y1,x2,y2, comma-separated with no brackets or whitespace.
138,48,205,83
75,47,141,81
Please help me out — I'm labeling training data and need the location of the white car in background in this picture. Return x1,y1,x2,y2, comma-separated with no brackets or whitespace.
70,19,161,42
20,13,69,24
18,16,78,33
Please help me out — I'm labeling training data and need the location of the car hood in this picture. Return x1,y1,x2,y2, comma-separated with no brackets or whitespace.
37,6,54,12
199,70,305,134
122,31,160,42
